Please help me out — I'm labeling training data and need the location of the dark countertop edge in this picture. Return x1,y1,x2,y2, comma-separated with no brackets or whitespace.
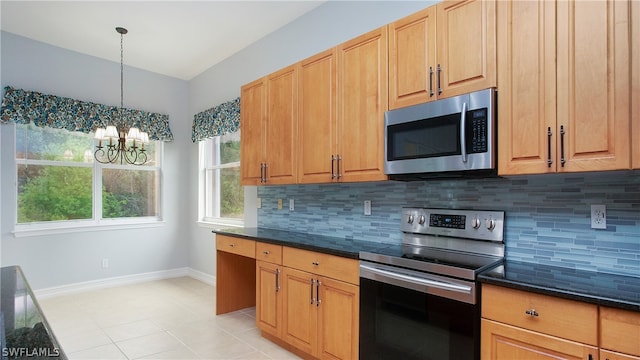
212,229,360,259
478,273,640,312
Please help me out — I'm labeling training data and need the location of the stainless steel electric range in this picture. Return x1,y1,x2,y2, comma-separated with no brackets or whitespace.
359,208,505,360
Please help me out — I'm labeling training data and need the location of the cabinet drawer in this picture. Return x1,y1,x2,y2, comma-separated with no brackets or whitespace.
216,235,255,258
481,284,598,345
282,247,358,285
600,306,640,357
256,242,282,265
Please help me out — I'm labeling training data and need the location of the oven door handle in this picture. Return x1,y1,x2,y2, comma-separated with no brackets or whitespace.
460,102,468,163
360,264,472,294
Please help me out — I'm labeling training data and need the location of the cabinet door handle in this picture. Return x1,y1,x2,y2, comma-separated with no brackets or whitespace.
525,309,539,317
429,66,434,97
260,163,266,183
331,155,336,179
560,125,566,167
460,102,468,163
275,268,280,292
312,261,320,266
310,279,315,304
263,163,268,182
547,127,553,167
437,64,442,95
262,250,270,255
316,280,321,307
336,155,342,179
229,243,236,248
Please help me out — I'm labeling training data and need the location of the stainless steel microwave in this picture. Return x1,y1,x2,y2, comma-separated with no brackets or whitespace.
384,88,496,180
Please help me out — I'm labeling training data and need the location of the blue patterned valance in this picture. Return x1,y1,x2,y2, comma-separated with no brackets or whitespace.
192,97,240,142
1,86,174,141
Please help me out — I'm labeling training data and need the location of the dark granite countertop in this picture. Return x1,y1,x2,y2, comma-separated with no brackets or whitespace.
214,228,639,312
213,227,396,259
1,266,66,359
479,260,640,312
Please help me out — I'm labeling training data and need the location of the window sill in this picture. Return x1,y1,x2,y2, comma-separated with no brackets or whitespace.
197,219,244,230
13,219,165,238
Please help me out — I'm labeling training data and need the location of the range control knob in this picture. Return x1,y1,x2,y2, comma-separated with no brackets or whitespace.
408,215,415,224
471,217,481,229
486,218,496,231
418,215,426,225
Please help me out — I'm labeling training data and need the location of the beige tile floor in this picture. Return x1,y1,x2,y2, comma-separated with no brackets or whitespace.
38,277,301,360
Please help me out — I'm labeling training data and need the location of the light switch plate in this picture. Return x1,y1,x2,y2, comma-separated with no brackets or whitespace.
591,204,606,229
289,199,295,211
277,199,283,210
364,200,372,216
257,198,262,209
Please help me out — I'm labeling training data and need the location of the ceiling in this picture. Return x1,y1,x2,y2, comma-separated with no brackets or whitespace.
0,1,325,80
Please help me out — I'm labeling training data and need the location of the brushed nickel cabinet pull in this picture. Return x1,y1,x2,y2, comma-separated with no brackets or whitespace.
547,127,553,167
312,261,320,266
263,250,270,255
316,280,321,307
229,243,236,247
560,125,566,167
437,64,442,95
275,268,280,292
331,155,336,179
525,309,539,317
429,66,434,97
310,279,315,304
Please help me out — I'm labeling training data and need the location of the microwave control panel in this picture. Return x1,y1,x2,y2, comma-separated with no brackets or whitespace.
468,108,488,153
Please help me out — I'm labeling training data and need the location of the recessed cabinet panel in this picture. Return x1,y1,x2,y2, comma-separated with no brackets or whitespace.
436,0,496,99
557,0,630,172
497,0,556,175
266,65,298,184
298,49,337,184
240,79,266,185
337,26,388,183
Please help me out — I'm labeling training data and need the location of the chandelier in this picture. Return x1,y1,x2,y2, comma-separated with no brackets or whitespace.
94,27,149,165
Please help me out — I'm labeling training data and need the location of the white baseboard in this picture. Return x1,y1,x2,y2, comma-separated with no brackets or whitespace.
187,268,217,286
34,267,215,299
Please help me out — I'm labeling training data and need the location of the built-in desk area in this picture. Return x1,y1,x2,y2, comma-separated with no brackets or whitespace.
1,266,65,359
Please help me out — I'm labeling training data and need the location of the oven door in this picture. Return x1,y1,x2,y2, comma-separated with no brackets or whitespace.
359,261,479,360
384,88,495,176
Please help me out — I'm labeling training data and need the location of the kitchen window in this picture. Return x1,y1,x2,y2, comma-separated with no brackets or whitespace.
198,130,243,227
14,123,163,235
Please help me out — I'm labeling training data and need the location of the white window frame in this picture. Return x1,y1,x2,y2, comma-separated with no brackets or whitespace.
11,123,164,237
198,133,243,228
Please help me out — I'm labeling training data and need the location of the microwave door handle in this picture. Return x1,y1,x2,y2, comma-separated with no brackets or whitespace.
460,102,468,163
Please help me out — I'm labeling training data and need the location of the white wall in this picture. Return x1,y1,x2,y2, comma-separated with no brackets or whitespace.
187,1,435,275
0,31,192,290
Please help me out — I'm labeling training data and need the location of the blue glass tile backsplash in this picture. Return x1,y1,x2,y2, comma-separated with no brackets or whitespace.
258,171,640,277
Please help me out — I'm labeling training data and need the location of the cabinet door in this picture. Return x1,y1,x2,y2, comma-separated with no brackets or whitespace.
436,0,496,99
632,0,640,169
281,267,317,356
265,64,298,184
601,349,640,360
337,26,388,183
388,7,437,109
317,277,359,360
556,0,630,172
298,48,338,184
256,261,282,338
497,0,556,175
481,319,598,360
240,78,266,185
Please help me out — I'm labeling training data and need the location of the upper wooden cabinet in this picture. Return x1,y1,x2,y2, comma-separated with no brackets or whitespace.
633,0,639,169
388,0,496,109
298,48,338,184
498,0,631,175
240,78,266,185
240,64,298,185
336,26,388,183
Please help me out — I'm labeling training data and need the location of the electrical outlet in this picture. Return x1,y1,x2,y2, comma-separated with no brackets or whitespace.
101,258,109,269
257,197,262,209
591,205,607,229
277,198,283,210
364,200,372,216
289,199,295,211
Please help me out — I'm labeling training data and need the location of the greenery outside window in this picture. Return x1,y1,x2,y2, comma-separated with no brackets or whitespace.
199,131,243,227
15,123,162,233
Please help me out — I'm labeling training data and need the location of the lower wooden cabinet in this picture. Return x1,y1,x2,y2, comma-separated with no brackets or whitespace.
255,245,359,360
481,284,640,360
256,260,282,338
481,319,598,360
280,267,359,360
